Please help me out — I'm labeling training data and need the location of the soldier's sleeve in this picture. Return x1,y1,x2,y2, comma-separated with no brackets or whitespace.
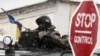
50,31,67,48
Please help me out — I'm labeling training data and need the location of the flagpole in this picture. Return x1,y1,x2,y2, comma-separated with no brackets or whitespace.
1,8,9,15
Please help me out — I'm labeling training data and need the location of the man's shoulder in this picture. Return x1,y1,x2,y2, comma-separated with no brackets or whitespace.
48,25,56,30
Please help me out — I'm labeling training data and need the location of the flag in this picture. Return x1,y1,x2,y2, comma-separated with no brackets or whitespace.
15,21,22,31
1,8,22,40
8,14,15,24
15,21,22,40
7,14,22,40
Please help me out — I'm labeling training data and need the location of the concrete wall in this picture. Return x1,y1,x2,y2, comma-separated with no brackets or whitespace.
53,1,70,35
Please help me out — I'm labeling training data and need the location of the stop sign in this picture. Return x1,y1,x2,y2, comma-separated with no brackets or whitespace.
69,0,99,56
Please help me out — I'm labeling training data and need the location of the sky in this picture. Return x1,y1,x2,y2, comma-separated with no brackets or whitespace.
0,0,47,13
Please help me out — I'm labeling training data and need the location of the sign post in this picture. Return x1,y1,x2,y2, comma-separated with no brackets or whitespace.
69,0,99,56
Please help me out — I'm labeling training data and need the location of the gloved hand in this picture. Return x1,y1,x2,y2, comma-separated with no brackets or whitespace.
38,31,48,39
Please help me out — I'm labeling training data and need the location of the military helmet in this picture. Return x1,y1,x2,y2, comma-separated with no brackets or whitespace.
36,16,52,26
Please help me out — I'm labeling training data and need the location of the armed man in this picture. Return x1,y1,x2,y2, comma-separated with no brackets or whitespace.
33,16,67,49
16,16,68,50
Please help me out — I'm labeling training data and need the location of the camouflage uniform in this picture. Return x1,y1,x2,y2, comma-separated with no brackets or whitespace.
33,16,67,49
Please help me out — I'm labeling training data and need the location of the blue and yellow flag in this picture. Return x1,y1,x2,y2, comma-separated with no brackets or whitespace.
8,17,22,40
1,8,22,40
7,13,22,40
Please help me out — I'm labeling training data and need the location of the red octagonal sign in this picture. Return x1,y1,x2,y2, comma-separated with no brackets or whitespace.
69,0,99,56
